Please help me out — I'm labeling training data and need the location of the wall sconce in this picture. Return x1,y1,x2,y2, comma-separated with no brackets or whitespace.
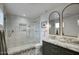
55,23,59,29
77,20,79,26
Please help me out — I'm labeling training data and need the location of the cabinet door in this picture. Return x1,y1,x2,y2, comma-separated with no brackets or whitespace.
43,41,79,55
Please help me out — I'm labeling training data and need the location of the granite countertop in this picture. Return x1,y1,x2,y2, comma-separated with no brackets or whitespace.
43,39,79,53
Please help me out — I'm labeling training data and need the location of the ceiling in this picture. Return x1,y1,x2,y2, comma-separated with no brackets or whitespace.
4,3,68,20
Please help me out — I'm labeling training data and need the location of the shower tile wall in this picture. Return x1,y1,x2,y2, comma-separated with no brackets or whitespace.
5,15,39,50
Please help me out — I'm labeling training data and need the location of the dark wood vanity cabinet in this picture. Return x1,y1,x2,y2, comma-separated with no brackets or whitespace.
42,41,79,55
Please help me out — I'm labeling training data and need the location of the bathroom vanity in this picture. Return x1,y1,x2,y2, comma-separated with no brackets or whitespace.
43,37,79,55
42,4,79,55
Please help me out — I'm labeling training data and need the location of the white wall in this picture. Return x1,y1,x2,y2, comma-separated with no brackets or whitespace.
5,15,40,49
34,18,41,43
40,13,49,42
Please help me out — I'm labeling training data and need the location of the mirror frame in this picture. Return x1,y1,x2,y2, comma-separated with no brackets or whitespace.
49,11,60,35
62,3,79,37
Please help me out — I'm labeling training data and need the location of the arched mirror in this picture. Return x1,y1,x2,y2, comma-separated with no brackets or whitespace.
63,4,79,37
49,11,60,35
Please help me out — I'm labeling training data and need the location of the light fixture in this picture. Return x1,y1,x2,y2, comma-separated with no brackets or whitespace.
55,23,59,28
77,20,79,25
